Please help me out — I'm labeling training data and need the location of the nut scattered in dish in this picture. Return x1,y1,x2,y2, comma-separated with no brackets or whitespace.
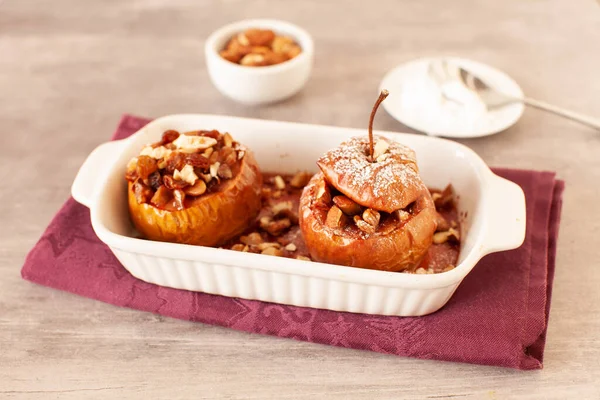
220,28,302,66
125,129,262,247
223,172,313,260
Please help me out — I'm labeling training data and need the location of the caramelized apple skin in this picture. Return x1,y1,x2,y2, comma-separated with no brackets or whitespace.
128,152,262,247
299,173,437,272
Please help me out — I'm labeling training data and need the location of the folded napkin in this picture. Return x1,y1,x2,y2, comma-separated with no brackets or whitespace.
21,115,564,370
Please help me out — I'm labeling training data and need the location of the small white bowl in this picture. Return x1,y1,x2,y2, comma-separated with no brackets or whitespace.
205,19,314,105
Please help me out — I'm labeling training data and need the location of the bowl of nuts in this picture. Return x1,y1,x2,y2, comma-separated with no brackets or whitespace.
205,19,314,105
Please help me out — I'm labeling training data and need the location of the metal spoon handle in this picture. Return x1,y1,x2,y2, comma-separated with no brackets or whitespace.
520,97,600,130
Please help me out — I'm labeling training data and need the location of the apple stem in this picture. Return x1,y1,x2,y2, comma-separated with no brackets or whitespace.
368,89,389,162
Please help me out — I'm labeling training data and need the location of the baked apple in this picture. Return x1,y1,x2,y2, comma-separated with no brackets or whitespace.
125,129,262,247
299,90,438,272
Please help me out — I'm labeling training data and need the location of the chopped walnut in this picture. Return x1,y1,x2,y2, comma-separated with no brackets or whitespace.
172,135,217,152
261,247,284,256
289,172,312,188
274,175,286,190
295,255,311,261
372,139,390,160
333,195,362,216
231,244,246,251
394,209,411,223
256,242,282,251
285,243,297,252
325,205,346,229
354,215,376,234
433,184,454,208
263,218,291,236
432,228,460,244
172,189,185,210
272,201,293,215
173,164,198,185
241,232,263,246
217,163,233,179
362,208,381,229
435,212,450,232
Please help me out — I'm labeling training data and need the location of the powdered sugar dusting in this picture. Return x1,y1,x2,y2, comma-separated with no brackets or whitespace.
317,136,420,208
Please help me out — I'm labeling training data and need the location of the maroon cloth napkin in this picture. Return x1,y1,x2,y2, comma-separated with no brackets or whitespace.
21,115,564,370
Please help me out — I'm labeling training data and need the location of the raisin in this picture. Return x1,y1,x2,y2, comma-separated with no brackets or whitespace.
163,174,188,190
148,171,162,190
165,152,186,174
160,130,180,145
136,156,158,180
185,153,210,169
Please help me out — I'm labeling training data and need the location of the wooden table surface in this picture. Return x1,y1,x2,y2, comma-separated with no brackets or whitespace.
2,0,599,398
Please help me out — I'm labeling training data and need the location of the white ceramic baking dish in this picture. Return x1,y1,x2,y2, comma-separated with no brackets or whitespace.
72,114,526,316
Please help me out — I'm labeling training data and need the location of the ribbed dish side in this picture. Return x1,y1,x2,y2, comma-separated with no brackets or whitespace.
111,250,458,317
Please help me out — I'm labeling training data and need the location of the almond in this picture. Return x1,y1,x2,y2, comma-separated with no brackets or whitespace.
273,175,286,190
223,132,233,148
184,179,207,196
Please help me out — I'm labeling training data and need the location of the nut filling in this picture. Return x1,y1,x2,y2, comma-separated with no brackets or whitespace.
125,129,247,211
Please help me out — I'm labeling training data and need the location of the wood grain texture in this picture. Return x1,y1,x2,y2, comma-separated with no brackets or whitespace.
1,0,599,398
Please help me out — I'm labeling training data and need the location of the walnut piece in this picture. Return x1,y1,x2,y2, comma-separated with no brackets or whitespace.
435,212,450,232
325,205,346,229
261,246,284,256
290,172,312,188
394,209,411,223
217,163,232,179
263,218,291,236
256,242,282,251
362,208,381,228
295,255,311,261
240,232,263,246
285,243,297,252
432,227,460,244
333,195,362,216
274,175,286,190
231,244,245,251
372,139,390,160
354,215,377,234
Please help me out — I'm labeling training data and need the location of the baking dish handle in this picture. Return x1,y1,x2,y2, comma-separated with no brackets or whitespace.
71,140,126,208
481,173,527,255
